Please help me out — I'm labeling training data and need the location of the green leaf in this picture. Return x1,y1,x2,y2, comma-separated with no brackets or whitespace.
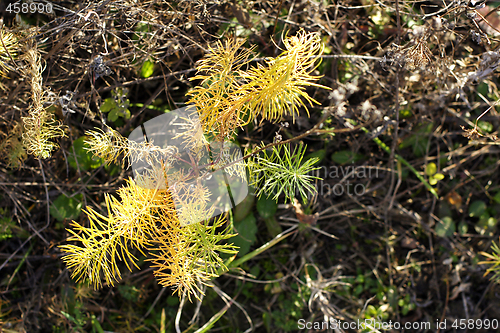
370,8,391,26
475,216,497,236
354,284,364,296
231,213,257,256
366,305,378,318
141,60,155,78
304,149,326,165
494,191,500,204
263,312,271,332
100,96,130,122
257,195,281,237
425,163,437,176
0,216,14,241
458,221,468,235
331,150,365,165
429,173,444,186
68,137,104,171
257,195,278,219
387,286,398,310
233,193,255,223
61,311,77,323
402,303,409,316
433,173,444,181
477,82,489,97
117,285,140,302
469,200,487,218
100,98,116,113
133,22,150,41
91,315,105,333
435,216,455,237
104,163,121,177
263,216,282,238
108,107,119,122
50,194,83,222
399,108,413,119
477,120,493,133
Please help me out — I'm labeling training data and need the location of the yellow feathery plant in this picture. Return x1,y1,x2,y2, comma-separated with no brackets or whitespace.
60,205,123,289
187,29,328,140
171,181,213,226
171,112,209,157
83,125,131,166
0,25,18,81
239,30,327,122
0,122,27,168
211,145,247,179
84,125,179,168
61,30,327,301
187,38,254,139
21,46,66,158
61,126,238,300
150,214,237,300
0,28,26,167
60,179,167,288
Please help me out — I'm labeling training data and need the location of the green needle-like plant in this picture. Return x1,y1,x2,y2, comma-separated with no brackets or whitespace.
248,143,320,203
480,239,500,284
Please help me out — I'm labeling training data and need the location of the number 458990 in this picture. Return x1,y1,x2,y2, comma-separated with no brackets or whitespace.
452,318,498,330
6,1,53,14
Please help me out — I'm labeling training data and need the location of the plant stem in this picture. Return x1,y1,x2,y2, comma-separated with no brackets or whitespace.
220,225,298,274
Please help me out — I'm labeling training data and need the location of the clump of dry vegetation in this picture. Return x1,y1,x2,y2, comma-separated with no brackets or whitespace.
1,0,500,332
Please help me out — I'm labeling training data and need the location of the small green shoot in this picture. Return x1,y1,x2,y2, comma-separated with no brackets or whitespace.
100,88,130,122
425,162,444,186
250,143,320,203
